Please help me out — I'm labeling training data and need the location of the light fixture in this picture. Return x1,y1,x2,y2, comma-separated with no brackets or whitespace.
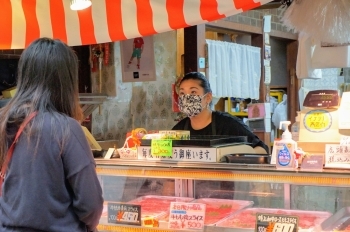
70,0,92,11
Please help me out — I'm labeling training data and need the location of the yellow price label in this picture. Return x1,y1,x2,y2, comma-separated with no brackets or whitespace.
304,110,332,132
151,139,172,156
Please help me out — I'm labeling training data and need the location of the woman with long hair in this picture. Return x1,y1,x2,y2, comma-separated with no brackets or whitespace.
0,38,103,232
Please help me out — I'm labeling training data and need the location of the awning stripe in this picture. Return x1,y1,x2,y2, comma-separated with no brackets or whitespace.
233,0,262,11
77,7,97,45
0,0,273,49
36,0,53,40
0,0,13,49
22,0,40,47
183,0,203,26
91,0,110,44
151,0,170,34
11,0,26,49
200,0,225,22
166,0,188,30
121,0,140,39
50,0,67,43
137,0,157,36
62,0,81,46
105,0,126,41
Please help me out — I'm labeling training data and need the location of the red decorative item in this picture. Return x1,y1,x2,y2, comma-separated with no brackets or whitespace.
104,43,110,65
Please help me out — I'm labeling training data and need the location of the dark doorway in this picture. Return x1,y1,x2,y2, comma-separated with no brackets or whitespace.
72,45,91,93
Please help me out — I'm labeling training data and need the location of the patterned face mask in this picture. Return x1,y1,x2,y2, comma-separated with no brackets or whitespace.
178,94,207,117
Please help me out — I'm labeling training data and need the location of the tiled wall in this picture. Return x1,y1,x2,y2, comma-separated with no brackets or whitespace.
224,8,290,33
302,69,343,91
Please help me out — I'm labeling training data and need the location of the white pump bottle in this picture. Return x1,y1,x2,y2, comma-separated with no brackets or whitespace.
275,121,298,169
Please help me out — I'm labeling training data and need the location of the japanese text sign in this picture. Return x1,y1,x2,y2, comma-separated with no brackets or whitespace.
168,202,206,230
256,213,299,232
107,203,141,226
138,146,216,162
325,144,350,168
304,110,331,132
151,139,172,156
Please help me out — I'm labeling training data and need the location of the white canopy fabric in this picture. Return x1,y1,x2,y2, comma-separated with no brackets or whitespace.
0,0,273,49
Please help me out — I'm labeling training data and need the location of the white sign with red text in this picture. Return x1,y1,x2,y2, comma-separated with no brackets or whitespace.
168,202,206,230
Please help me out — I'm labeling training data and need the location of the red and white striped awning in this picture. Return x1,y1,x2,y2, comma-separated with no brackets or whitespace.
0,0,273,49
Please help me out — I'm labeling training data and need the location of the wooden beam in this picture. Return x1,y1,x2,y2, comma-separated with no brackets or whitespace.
206,22,298,41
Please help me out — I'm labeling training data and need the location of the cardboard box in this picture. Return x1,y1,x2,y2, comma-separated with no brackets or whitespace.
246,118,271,132
247,103,271,119
2,86,16,99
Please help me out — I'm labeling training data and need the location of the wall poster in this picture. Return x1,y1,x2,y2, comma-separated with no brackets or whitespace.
120,36,156,82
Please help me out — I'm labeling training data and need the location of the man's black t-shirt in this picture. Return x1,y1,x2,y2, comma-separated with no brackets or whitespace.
172,111,269,153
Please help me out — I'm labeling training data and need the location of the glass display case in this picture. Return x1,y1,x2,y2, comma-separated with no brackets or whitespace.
96,159,350,232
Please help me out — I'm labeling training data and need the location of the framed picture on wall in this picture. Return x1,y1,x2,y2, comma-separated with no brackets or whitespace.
120,36,156,82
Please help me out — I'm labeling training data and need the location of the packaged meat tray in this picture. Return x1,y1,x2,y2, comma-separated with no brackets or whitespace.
216,207,332,232
192,198,254,225
127,195,194,221
320,207,350,231
160,198,253,226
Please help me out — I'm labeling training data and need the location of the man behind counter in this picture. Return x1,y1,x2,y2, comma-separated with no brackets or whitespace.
172,72,269,154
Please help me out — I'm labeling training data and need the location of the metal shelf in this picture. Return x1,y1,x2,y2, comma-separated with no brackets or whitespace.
79,93,107,118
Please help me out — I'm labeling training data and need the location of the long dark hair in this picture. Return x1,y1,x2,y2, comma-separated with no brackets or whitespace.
0,38,82,166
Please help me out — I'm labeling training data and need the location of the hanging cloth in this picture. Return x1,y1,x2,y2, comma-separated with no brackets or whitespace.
206,39,261,100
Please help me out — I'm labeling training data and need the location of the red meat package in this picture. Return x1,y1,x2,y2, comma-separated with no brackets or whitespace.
217,207,332,231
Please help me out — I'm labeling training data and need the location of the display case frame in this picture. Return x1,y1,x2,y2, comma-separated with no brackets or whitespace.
96,159,350,231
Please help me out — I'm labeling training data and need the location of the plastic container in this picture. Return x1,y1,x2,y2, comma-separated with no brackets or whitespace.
216,207,332,231
275,121,298,170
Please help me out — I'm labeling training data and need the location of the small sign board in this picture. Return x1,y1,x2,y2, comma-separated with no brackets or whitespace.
151,139,172,157
300,155,324,171
107,202,141,226
168,202,206,230
256,213,299,232
325,144,350,169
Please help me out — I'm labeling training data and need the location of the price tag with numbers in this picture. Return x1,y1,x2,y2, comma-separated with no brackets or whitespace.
108,202,141,226
168,202,206,230
256,213,299,232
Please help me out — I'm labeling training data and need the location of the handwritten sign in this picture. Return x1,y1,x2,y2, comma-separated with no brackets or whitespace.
340,136,350,145
325,144,350,168
304,110,332,132
256,213,298,232
138,146,216,162
107,203,141,226
168,202,206,230
151,139,172,156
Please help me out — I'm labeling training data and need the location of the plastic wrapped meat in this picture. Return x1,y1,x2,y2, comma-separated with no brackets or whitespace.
217,208,331,231
161,198,253,225
127,195,194,219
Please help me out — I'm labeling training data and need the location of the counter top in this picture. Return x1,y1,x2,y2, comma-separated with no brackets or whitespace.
95,159,350,187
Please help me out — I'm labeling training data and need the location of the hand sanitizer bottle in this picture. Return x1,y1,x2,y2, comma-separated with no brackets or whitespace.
276,121,298,170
